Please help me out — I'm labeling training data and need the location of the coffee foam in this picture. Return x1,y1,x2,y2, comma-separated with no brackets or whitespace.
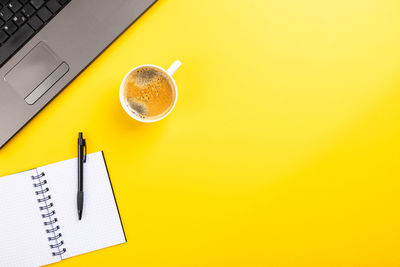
123,66,175,120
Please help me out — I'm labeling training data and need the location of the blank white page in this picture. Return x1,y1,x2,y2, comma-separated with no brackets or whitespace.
37,151,126,260
0,170,59,267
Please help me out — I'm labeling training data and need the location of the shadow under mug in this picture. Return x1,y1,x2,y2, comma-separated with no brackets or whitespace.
119,60,182,123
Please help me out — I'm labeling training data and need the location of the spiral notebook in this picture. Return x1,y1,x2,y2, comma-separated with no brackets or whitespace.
0,151,126,267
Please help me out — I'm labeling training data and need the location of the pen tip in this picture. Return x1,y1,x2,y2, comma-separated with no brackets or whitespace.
78,211,82,220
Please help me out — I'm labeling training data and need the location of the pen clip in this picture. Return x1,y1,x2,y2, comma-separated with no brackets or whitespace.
83,139,87,163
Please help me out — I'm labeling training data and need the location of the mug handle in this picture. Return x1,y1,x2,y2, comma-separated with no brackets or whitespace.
166,60,182,76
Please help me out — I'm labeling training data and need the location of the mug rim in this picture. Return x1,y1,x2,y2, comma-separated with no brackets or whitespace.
119,64,178,123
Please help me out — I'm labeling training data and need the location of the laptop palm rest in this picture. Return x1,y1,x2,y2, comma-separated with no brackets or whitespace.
4,42,69,105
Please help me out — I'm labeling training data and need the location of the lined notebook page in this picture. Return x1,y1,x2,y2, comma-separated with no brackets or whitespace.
0,170,58,267
37,151,126,259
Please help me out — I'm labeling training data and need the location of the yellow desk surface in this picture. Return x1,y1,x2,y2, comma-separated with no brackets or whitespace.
1,0,400,266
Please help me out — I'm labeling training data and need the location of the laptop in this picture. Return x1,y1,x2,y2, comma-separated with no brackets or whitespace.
0,0,157,148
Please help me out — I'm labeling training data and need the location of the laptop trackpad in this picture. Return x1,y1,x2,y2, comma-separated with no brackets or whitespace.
4,42,69,105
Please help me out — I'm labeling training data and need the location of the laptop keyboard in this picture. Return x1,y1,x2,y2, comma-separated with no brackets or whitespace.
0,0,70,68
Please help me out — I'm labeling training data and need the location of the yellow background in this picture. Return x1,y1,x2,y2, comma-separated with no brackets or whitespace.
1,0,400,266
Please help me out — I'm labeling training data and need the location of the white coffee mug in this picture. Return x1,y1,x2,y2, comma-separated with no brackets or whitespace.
119,60,182,123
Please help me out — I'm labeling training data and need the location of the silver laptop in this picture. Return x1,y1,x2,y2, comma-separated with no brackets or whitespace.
0,0,157,148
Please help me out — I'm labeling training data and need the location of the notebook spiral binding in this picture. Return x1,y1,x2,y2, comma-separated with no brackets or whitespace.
32,172,67,257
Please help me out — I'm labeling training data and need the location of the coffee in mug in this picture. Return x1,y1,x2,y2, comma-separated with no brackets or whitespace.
120,61,181,122
123,66,174,120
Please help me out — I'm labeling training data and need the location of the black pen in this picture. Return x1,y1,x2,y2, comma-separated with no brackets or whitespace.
77,132,87,220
